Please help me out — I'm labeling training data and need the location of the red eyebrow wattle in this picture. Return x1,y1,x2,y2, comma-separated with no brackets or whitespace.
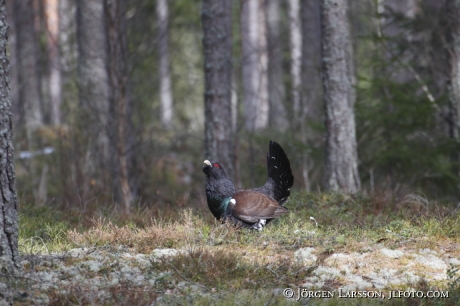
213,163,220,168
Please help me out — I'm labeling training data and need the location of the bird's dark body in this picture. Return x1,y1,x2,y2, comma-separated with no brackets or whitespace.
203,141,294,230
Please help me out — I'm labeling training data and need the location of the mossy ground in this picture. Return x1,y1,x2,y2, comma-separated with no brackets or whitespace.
7,192,460,305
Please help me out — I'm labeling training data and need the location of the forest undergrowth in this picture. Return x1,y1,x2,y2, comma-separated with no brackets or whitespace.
6,192,460,305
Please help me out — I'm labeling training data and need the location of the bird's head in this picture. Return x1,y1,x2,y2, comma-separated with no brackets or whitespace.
203,160,228,180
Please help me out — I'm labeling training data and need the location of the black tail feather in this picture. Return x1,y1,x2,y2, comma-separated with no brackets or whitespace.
254,141,294,204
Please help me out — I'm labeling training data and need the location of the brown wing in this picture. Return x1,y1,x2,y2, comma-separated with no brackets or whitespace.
231,190,288,223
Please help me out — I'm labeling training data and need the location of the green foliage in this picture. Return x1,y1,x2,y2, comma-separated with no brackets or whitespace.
355,3,460,200
19,204,75,254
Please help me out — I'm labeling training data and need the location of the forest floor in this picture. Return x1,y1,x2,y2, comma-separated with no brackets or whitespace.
2,192,460,305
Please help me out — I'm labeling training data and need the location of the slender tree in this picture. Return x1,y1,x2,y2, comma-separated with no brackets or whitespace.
45,0,62,125
289,0,302,118
13,0,43,133
157,0,173,128
445,0,460,176
202,0,235,180
13,0,45,203
0,0,19,268
257,0,269,130
241,0,268,131
76,0,110,197
59,0,76,82
266,0,288,131
5,1,18,128
301,0,322,120
105,0,134,210
321,0,360,193
300,0,322,191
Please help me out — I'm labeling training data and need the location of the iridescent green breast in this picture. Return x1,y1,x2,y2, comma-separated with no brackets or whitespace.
206,195,232,220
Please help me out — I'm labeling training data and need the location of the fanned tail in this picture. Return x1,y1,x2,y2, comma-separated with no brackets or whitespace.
254,141,294,205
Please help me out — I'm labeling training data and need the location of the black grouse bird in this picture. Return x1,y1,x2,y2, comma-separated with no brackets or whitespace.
203,141,294,230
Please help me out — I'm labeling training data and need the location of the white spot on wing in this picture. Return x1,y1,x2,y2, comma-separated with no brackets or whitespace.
230,198,236,204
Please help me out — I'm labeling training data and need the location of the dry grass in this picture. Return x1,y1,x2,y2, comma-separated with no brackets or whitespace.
67,210,204,252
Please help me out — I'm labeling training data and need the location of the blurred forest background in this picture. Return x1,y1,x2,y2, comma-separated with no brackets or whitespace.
6,0,460,214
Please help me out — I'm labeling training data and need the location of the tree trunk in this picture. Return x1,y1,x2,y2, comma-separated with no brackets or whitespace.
5,1,18,129
266,0,288,131
241,0,268,131
301,0,322,120
13,0,43,133
157,0,173,129
0,0,19,268
289,0,302,119
76,0,110,197
105,0,133,211
445,0,460,176
59,0,76,80
13,0,44,204
321,0,360,193
257,0,269,129
202,0,235,180
45,0,61,126
300,0,322,191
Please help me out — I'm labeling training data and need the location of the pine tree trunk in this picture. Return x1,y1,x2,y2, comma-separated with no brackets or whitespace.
13,0,43,133
321,0,360,193
202,0,235,180
59,0,76,80
157,0,173,128
76,0,110,197
5,1,18,129
266,0,288,131
0,0,19,268
13,0,44,203
105,0,133,211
